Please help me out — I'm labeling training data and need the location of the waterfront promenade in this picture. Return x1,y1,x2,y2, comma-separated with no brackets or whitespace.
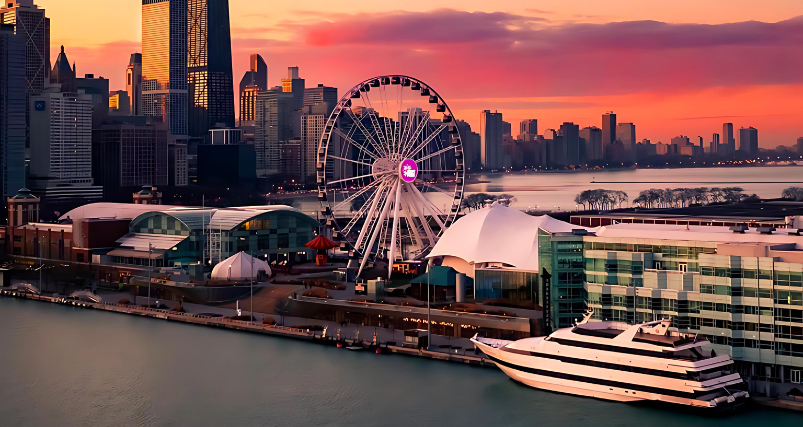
0,287,492,368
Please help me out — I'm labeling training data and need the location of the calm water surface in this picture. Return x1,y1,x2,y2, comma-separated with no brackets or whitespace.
1,298,801,427
291,166,803,215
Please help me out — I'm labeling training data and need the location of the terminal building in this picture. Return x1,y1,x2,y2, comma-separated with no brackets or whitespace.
430,202,803,400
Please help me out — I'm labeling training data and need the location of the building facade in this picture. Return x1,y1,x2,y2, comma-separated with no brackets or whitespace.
28,91,102,200
0,23,26,199
281,66,304,111
187,0,235,138
141,0,188,140
602,112,616,147
126,53,142,116
92,122,169,198
740,127,758,155
0,0,49,148
723,123,735,153
480,110,503,170
254,89,294,175
300,105,327,184
238,53,266,126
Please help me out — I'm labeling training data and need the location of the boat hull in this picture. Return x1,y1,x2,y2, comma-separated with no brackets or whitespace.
472,338,746,409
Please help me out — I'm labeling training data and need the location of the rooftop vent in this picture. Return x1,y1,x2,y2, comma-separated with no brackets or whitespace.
757,227,776,235
572,229,589,236
729,225,748,233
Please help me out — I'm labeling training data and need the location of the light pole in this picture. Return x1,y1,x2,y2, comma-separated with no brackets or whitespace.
426,266,431,351
147,243,152,307
250,251,255,322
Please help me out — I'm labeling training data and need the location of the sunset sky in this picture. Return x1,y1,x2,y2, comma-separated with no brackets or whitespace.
39,0,803,148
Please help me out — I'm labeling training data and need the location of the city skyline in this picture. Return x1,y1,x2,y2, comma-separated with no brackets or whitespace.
35,0,803,148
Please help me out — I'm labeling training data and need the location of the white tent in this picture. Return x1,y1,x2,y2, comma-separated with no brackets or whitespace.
428,202,587,272
211,252,271,281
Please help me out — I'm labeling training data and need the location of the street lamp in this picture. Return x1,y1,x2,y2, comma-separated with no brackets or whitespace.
147,243,153,307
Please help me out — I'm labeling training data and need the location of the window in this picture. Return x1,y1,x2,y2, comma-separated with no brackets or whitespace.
792,370,802,384
678,263,688,273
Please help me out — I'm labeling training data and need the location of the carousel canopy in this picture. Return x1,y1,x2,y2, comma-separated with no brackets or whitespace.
211,252,271,281
305,235,338,250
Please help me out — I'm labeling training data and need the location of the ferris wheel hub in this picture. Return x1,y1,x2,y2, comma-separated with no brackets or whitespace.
399,159,418,183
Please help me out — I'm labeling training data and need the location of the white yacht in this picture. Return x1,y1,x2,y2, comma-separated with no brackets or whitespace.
472,314,749,409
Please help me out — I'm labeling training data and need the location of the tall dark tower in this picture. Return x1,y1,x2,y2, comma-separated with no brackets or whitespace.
187,0,235,138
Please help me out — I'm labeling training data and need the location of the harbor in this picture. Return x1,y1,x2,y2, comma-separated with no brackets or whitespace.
3,296,803,427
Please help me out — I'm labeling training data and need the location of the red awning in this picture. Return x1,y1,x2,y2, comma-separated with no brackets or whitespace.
305,235,338,250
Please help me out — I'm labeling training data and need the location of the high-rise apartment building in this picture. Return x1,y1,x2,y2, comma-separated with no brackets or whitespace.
739,127,758,155
142,0,188,140
254,89,294,175
238,53,267,125
126,53,142,115
602,112,616,146
187,0,235,137
579,126,603,162
518,119,537,142
723,123,735,153
0,23,26,198
480,110,503,170
28,90,102,199
76,73,109,128
1,0,49,149
281,66,304,111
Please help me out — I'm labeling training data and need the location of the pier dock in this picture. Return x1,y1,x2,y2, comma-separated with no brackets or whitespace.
0,288,495,369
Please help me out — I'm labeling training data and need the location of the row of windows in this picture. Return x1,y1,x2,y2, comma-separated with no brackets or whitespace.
586,274,644,287
584,242,716,258
585,258,644,274
700,267,802,284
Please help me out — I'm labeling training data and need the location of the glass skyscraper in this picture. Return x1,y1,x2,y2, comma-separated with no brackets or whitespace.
141,0,188,139
0,23,26,199
187,0,235,138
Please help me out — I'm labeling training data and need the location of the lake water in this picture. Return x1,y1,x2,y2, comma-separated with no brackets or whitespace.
1,298,801,427
290,166,803,215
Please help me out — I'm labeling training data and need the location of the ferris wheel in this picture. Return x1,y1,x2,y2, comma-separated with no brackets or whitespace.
317,75,465,278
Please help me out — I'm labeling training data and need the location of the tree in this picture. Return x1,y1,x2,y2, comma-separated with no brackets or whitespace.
782,187,803,201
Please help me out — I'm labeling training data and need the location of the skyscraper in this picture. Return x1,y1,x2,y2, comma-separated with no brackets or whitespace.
561,122,580,166
1,0,49,148
579,126,602,162
723,123,735,153
304,84,337,115
238,53,267,125
50,45,75,92
616,122,636,161
739,127,758,155
797,137,803,155
126,53,142,115
602,112,616,146
28,90,102,200
0,23,26,198
455,120,481,171
300,104,327,184
239,54,267,93
518,119,537,141
480,110,503,170
282,67,304,111
187,0,235,137
254,89,294,175
711,133,720,154
142,0,188,140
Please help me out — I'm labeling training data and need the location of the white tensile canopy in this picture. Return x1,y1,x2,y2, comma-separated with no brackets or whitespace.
211,252,271,281
428,202,585,272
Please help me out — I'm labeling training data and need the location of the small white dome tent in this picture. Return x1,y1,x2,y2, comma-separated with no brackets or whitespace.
210,252,271,281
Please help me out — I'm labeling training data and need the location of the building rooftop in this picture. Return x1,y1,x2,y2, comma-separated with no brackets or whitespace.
594,223,803,248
